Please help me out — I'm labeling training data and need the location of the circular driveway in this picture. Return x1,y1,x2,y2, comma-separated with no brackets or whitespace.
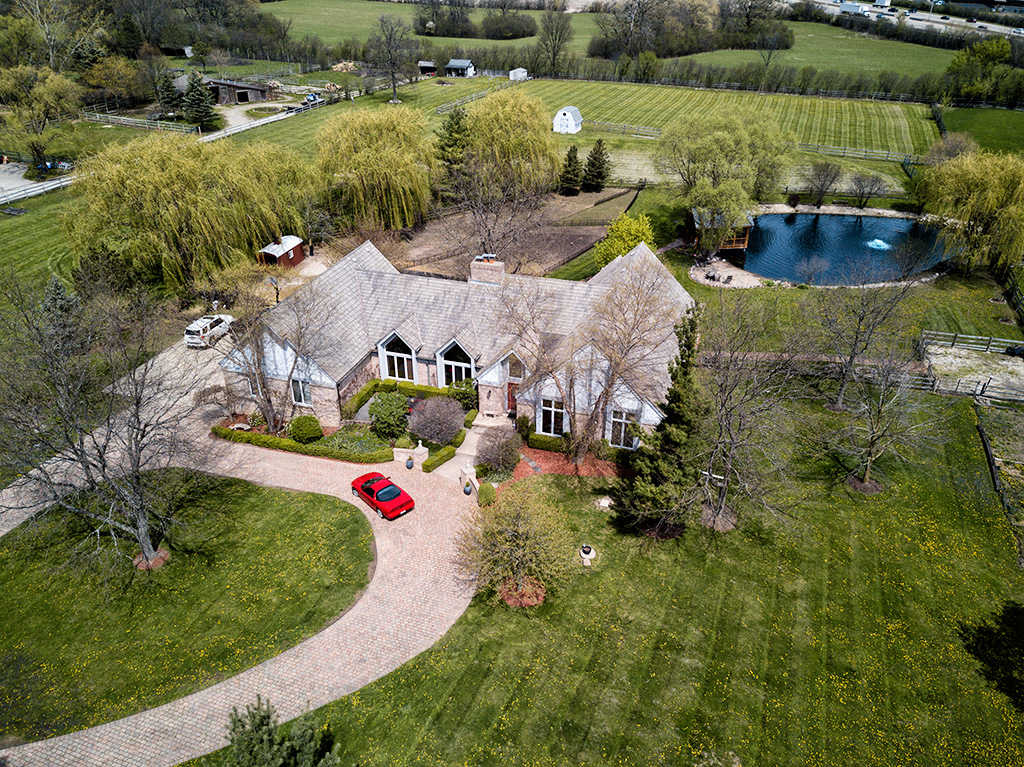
1,438,475,767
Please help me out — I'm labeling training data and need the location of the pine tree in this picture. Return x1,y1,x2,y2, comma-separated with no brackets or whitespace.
582,139,610,193
182,70,216,130
156,71,180,112
558,144,583,195
436,107,470,177
619,312,703,537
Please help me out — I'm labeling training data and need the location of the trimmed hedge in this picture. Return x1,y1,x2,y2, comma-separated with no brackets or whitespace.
212,426,394,464
477,482,496,507
339,379,381,420
287,414,323,444
339,379,450,420
464,409,478,428
422,445,456,473
527,432,568,453
451,428,467,449
474,464,490,479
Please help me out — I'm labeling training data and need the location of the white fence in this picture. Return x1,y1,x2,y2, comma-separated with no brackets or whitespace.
81,112,198,134
199,99,326,142
920,330,1022,354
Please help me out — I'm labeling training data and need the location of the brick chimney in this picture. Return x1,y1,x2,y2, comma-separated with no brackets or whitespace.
469,254,505,284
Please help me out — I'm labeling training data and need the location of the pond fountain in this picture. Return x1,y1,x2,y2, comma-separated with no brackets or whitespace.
736,214,945,286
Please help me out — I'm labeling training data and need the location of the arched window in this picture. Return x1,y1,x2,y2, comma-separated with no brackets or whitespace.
440,342,473,386
384,335,414,381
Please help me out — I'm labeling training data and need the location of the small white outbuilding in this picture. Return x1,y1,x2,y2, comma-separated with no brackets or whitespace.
509,67,528,81
553,105,583,134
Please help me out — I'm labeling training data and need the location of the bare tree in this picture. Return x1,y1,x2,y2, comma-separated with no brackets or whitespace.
441,154,550,268
806,161,843,207
829,339,944,489
693,292,801,531
924,131,978,165
595,0,671,58
814,249,925,409
849,173,887,209
499,252,688,464
221,281,335,433
366,15,418,104
537,1,574,74
756,25,789,70
13,0,100,70
0,276,206,567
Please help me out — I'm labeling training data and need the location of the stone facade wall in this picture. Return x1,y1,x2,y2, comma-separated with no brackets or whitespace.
224,372,342,427
478,384,507,417
339,357,379,402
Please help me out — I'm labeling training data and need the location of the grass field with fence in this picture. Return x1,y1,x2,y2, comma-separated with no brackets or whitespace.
260,0,600,51
686,21,956,79
0,190,76,288
944,107,1024,154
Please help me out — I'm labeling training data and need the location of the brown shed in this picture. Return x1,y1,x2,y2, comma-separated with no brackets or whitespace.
205,78,270,105
258,235,305,268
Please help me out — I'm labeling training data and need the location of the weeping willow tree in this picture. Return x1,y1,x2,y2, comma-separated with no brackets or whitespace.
315,106,432,230
67,135,308,295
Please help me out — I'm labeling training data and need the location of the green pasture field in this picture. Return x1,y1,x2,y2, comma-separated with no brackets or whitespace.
232,77,939,161
260,0,600,52
687,21,956,79
193,402,1024,767
0,475,373,743
944,107,1024,154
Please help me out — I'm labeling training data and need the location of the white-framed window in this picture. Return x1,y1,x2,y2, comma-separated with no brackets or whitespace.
441,342,473,386
291,378,312,406
507,353,524,382
384,336,414,381
540,398,565,436
609,409,638,449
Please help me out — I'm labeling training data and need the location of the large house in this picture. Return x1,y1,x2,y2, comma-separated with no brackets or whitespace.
222,241,694,448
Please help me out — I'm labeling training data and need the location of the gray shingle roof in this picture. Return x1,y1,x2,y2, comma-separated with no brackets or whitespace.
262,240,694,407
557,105,582,123
446,59,473,68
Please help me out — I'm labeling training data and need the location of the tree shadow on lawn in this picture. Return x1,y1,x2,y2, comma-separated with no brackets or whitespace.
959,599,1024,712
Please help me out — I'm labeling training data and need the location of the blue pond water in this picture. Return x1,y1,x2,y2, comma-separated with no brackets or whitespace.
739,214,944,285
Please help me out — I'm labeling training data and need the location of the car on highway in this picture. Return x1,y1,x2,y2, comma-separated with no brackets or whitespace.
184,314,234,348
977,24,987,28
351,472,416,519
940,15,950,19
966,16,977,22
1014,28,1024,34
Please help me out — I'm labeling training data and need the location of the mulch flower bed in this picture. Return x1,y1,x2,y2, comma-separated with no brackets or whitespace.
510,446,622,483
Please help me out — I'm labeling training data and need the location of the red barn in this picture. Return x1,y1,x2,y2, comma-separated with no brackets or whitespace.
258,236,305,268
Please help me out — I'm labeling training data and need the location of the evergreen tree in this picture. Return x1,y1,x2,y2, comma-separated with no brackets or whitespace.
558,144,582,195
619,312,703,537
436,106,470,178
156,70,179,112
112,14,144,58
582,139,610,192
182,70,216,130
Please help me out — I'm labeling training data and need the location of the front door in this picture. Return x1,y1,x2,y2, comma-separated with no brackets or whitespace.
507,383,518,416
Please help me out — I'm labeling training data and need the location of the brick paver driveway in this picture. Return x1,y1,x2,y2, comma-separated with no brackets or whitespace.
1,413,476,766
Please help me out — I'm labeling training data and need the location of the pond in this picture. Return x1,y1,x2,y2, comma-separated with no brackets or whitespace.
737,213,945,285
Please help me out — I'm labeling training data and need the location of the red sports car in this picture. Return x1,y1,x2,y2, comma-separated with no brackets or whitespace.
351,472,415,520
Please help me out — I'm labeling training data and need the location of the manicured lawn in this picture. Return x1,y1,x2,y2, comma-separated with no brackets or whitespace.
260,0,600,51
0,474,373,743
195,401,1024,766
520,80,938,153
944,107,1024,154
0,189,76,289
687,21,955,78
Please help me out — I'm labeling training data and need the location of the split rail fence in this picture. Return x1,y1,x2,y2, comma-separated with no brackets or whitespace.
920,329,1022,354
81,112,199,134
582,120,660,137
435,80,517,114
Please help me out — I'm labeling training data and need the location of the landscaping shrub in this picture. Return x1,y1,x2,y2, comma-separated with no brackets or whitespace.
527,432,567,453
368,391,409,439
247,411,266,429
395,435,414,449
478,426,522,472
409,396,464,445
477,482,497,507
212,426,394,463
515,415,533,438
474,464,491,479
423,445,456,473
464,409,478,428
287,414,323,444
320,425,389,454
225,696,337,767
447,378,479,411
452,428,467,448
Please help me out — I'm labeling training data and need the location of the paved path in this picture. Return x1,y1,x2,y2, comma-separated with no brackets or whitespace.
0,346,477,767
